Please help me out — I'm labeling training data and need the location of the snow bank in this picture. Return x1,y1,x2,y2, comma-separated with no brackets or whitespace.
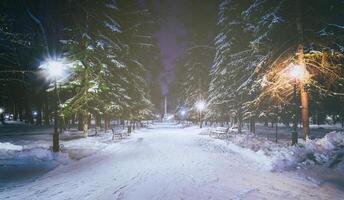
0,146,70,186
0,142,23,151
0,142,70,173
209,130,344,172
0,147,70,166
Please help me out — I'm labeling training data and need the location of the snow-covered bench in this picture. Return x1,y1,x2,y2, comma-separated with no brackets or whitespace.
210,127,230,139
112,128,127,140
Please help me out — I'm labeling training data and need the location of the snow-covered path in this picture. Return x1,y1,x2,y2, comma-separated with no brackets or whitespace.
1,123,343,200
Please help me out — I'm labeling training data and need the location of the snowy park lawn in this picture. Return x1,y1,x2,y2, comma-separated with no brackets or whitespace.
0,124,124,188
206,127,344,172
0,123,343,199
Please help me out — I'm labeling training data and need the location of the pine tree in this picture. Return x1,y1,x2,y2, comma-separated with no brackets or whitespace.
208,0,261,130
245,0,344,137
59,0,156,135
173,0,216,121
209,0,344,135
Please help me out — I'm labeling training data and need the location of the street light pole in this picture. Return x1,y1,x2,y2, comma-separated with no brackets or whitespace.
199,110,202,128
292,80,298,145
300,82,309,139
53,79,59,152
39,59,65,152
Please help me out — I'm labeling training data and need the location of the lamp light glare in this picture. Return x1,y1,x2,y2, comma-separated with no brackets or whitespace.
288,63,308,82
195,100,206,111
40,59,65,80
47,60,64,79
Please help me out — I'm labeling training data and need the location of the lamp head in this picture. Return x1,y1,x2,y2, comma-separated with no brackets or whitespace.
195,100,206,111
288,63,309,82
40,59,65,80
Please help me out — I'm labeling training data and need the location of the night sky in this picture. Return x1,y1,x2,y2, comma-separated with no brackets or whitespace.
155,0,186,96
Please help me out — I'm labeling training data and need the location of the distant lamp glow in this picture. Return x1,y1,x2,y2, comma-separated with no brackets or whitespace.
0,108,4,114
195,100,206,111
180,110,186,116
195,100,206,128
33,111,38,116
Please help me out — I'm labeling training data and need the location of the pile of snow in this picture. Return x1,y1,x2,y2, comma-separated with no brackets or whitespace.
209,130,344,172
0,142,23,151
0,145,70,186
1,141,70,170
0,146,70,167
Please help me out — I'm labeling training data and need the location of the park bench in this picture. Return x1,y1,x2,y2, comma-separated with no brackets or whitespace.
210,126,231,139
112,128,127,140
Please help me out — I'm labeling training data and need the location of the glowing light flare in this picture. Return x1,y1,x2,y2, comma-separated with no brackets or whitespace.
0,108,4,114
40,59,66,80
180,110,186,116
195,100,206,112
287,63,309,82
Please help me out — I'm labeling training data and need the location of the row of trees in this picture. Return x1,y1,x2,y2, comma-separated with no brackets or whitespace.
170,0,217,120
56,0,160,136
0,1,162,136
0,1,39,124
174,0,344,136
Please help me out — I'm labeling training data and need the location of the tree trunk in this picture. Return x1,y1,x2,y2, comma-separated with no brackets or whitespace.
24,94,33,124
250,118,255,134
13,103,17,121
71,113,75,126
36,106,42,125
104,113,110,132
95,114,101,129
43,94,50,126
238,115,242,134
78,112,83,131
82,111,88,137
88,113,92,128
127,123,132,134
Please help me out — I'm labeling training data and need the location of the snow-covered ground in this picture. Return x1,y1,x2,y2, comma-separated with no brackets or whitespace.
206,126,344,172
1,123,344,199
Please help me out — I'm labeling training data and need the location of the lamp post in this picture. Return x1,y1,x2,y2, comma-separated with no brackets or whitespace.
195,100,206,128
40,59,65,152
0,107,4,124
288,63,309,145
291,79,298,145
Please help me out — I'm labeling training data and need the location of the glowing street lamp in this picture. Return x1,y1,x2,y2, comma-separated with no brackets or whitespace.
179,109,187,124
195,100,206,128
40,59,65,152
287,63,309,145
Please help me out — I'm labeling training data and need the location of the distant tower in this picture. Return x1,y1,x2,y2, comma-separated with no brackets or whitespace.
164,97,167,115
